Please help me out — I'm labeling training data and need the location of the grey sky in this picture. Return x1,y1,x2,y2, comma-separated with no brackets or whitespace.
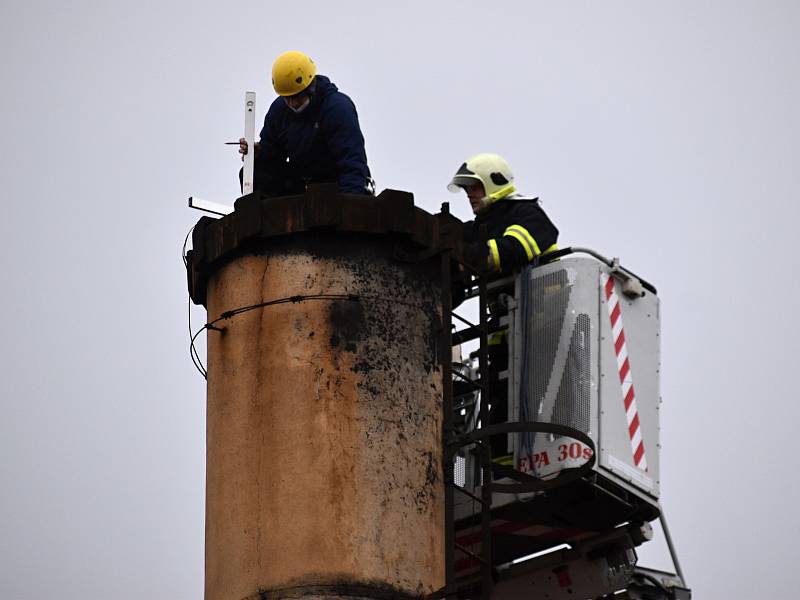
1,1,798,598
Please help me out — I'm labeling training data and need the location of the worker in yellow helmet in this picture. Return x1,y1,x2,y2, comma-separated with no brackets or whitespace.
448,153,558,273
239,51,374,195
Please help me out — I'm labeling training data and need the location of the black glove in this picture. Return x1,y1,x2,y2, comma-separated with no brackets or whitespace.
464,241,488,270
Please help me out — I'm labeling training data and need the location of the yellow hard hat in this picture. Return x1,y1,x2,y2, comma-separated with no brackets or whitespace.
272,50,317,96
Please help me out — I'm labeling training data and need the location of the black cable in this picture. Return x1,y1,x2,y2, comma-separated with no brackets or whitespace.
188,293,360,380
182,225,194,267
210,293,359,326
189,297,207,379
187,290,443,380
182,224,208,379
190,320,208,379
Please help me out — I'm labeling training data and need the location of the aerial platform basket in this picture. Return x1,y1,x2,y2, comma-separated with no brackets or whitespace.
453,250,663,566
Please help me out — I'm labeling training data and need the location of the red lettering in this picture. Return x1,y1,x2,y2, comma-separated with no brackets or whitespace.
569,443,582,459
519,456,530,473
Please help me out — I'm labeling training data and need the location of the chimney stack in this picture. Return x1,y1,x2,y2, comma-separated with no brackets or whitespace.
188,187,459,600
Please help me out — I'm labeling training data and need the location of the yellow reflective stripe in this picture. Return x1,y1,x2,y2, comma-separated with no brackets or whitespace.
543,243,560,261
488,184,516,201
504,230,534,260
492,454,514,466
488,330,507,345
504,224,541,257
487,239,501,271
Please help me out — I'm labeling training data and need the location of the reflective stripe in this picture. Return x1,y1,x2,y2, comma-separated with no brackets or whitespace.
487,239,501,271
504,224,541,259
488,330,507,346
543,243,560,261
488,184,516,201
504,230,534,260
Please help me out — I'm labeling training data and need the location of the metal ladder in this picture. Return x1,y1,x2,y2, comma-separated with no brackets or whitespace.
439,236,494,600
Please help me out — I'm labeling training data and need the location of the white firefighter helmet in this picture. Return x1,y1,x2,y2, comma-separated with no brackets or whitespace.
447,153,516,211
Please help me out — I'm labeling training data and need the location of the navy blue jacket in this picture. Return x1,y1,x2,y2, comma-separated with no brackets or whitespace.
253,75,372,195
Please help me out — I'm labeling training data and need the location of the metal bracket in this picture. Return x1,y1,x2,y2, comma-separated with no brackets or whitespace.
188,196,233,216
610,257,645,299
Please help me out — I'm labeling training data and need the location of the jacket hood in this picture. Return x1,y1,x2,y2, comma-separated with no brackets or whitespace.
282,74,336,119
312,74,337,97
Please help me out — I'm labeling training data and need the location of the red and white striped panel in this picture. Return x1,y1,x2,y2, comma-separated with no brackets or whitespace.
601,272,647,471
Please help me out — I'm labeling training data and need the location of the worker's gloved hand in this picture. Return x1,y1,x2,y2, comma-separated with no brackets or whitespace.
463,242,488,271
238,138,261,161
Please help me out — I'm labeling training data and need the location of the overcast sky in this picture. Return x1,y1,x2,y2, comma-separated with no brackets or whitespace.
2,2,799,598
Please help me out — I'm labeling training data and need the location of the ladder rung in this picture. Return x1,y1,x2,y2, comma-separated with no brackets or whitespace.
452,370,484,390
454,542,490,566
448,482,491,505
451,311,481,329
452,325,489,345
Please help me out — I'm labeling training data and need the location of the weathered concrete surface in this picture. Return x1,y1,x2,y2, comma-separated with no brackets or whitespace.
204,236,444,600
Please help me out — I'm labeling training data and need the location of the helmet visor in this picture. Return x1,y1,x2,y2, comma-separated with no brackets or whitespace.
447,175,481,193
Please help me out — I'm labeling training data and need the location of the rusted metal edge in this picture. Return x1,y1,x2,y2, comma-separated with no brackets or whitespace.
187,184,465,306
241,582,428,600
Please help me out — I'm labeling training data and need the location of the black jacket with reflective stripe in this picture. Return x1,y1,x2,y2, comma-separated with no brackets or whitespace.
463,196,559,272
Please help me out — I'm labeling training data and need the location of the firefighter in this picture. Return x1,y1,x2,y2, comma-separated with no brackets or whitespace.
238,50,374,195
448,153,558,272
448,153,559,461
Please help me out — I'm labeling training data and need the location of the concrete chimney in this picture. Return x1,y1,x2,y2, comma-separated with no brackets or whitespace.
187,187,461,600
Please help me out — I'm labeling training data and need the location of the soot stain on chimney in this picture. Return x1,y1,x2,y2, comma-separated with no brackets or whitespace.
328,299,366,351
